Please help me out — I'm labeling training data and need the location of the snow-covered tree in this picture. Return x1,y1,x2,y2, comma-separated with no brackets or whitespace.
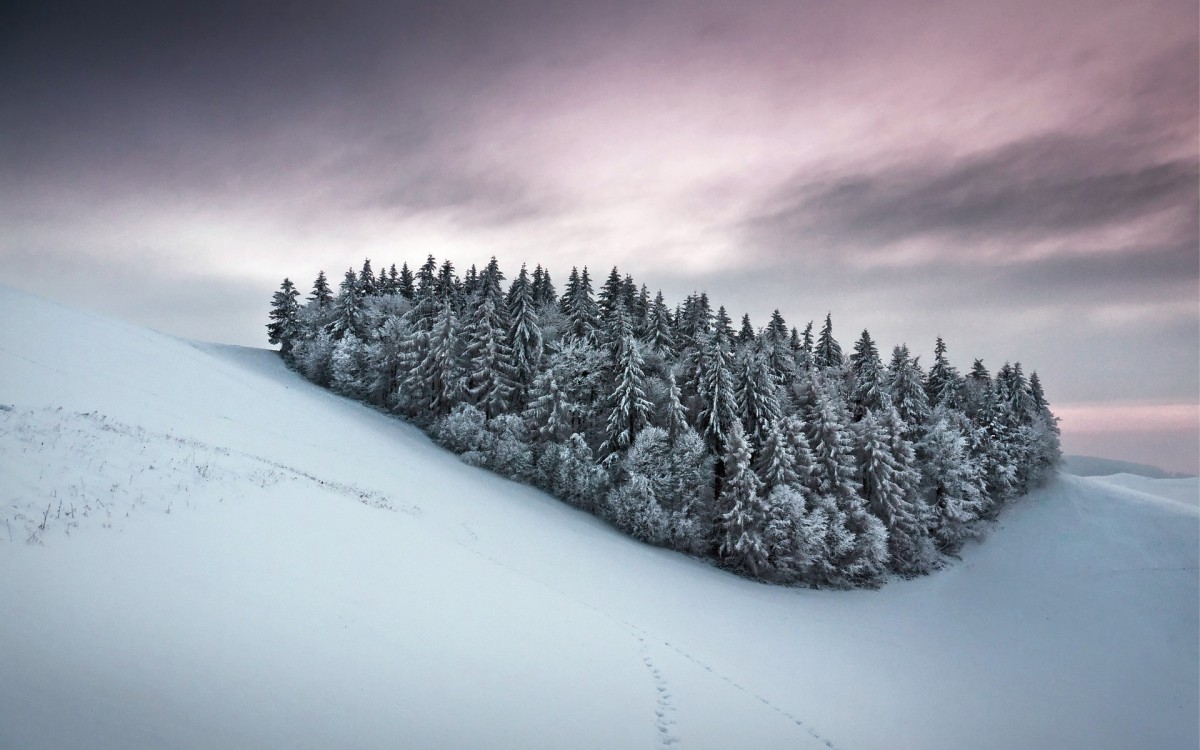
506,264,544,408
919,411,986,553
848,329,886,420
715,423,771,577
267,278,301,357
601,337,653,455
814,313,843,370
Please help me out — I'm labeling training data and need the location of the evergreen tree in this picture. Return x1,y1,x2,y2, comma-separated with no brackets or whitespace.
715,423,771,577
695,332,739,456
887,345,931,435
735,346,783,447
463,258,516,418
647,291,676,355
598,266,624,325
848,329,885,420
737,314,756,346
926,336,963,408
562,267,600,344
398,262,415,299
601,337,653,455
409,299,464,418
506,264,544,407
309,270,333,307
855,404,934,574
524,367,574,442
267,278,301,357
359,258,376,296
662,371,690,443
919,412,986,553
754,419,799,492
805,382,889,583
329,269,364,340
814,313,843,370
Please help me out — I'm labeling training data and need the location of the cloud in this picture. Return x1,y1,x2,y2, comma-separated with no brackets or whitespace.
744,132,1198,259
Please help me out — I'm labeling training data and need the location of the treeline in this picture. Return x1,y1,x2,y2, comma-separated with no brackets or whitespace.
267,256,1060,587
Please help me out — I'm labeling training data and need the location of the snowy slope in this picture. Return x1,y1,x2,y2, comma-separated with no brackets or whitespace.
1,284,1197,750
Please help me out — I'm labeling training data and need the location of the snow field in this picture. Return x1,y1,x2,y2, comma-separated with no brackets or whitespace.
1,285,1196,749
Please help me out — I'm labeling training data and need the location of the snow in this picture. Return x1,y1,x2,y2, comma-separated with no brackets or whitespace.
1,284,1197,750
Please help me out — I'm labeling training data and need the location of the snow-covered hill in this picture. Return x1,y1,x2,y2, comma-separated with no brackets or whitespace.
2,285,1196,750
1063,454,1196,480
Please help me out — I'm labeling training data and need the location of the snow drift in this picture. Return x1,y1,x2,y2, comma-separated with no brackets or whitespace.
1,285,1196,750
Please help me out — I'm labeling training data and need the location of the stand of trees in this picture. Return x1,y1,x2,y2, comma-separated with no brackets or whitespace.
268,256,1060,587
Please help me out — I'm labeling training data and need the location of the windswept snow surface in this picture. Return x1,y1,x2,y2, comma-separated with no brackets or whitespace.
1,285,1197,750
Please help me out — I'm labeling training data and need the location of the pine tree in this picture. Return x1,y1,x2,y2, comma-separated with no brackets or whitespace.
309,270,333,307
598,266,624,325
267,278,301,357
695,332,739,456
531,264,557,307
398,262,415,299
601,337,653,455
662,371,690,443
925,336,963,408
359,259,376,296
715,423,771,577
887,345,930,435
737,314,755,346
848,329,885,420
386,263,400,295
814,313,843,369
805,382,889,583
524,367,574,442
506,264,544,408
647,291,676,355
329,269,364,340
735,346,783,447
562,267,600,344
463,258,516,418
855,404,934,574
409,299,464,419
754,419,799,492
919,412,986,553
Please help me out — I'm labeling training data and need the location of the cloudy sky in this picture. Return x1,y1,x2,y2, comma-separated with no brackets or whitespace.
2,0,1197,472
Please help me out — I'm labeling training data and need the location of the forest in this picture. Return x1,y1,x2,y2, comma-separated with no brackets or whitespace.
267,256,1060,587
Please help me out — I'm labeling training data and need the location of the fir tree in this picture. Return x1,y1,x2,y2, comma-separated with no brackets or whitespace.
848,329,885,420
359,259,376,296
463,258,516,418
735,346,783,447
887,344,931,435
919,412,986,553
754,420,799,492
856,404,934,575
267,278,301,357
926,336,963,408
506,264,544,407
814,313,843,369
329,269,364,340
601,337,653,455
695,332,739,456
309,270,333,307
647,291,676,355
737,313,756,346
562,267,600,344
662,371,690,443
524,368,574,442
398,262,415,299
715,423,771,577
409,299,464,418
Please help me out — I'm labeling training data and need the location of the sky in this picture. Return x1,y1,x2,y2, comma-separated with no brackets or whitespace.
1,0,1197,473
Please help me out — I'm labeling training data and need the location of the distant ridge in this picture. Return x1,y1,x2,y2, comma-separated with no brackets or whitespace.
1063,454,1196,479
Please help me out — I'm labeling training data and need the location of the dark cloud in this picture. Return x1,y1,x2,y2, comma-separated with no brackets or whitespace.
746,133,1198,253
